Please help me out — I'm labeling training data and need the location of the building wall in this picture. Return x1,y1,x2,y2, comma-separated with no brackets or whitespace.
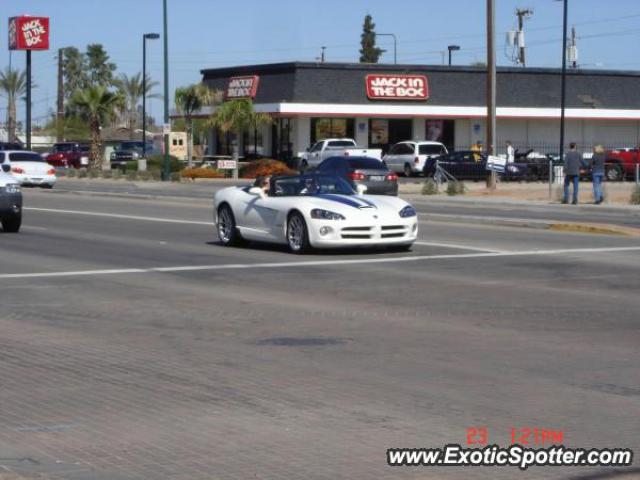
354,118,369,147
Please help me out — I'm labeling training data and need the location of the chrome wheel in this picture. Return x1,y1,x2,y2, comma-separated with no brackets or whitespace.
217,206,234,244
287,215,304,251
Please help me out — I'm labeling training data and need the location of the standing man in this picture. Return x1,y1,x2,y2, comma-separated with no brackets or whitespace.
471,141,483,163
562,142,582,205
506,141,515,163
591,145,606,204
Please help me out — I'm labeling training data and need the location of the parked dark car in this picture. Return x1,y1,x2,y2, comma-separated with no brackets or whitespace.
0,142,23,151
424,150,528,181
45,142,90,168
315,156,398,195
110,141,157,168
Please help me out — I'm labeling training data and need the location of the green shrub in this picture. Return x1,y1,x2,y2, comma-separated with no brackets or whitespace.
631,185,640,205
446,180,465,196
124,161,138,172
421,178,439,195
137,171,153,181
150,170,162,181
146,155,183,173
125,171,138,181
88,169,100,178
101,170,113,179
77,169,88,178
66,169,77,178
111,169,122,180
170,172,182,182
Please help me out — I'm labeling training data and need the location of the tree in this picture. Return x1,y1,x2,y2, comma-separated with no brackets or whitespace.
86,44,117,87
70,86,124,170
62,47,87,100
175,84,215,168
0,68,27,142
359,14,383,63
115,72,159,139
209,99,272,178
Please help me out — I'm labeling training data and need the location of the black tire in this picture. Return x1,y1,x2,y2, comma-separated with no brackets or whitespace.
2,214,21,233
286,211,311,254
216,204,241,246
404,164,413,177
605,163,624,182
41,184,54,189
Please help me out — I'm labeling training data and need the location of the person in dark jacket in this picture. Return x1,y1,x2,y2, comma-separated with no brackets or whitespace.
591,145,606,204
563,142,583,204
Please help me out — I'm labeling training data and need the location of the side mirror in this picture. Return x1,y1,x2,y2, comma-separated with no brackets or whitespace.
356,184,367,195
1,164,10,173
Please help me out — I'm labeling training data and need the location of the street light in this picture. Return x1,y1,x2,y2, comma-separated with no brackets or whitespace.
162,0,170,181
142,33,160,158
377,33,397,64
556,0,569,166
448,45,461,66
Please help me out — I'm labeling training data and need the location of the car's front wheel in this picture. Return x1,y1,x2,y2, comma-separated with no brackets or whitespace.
287,212,311,254
605,163,624,182
404,164,413,177
217,204,241,246
1,214,21,233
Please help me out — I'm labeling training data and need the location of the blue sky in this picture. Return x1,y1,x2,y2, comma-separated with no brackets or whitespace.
2,0,639,125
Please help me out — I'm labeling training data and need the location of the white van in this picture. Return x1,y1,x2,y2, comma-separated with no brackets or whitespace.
383,141,448,177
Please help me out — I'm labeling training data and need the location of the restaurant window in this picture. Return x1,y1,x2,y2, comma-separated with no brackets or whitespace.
243,126,264,159
310,118,355,143
369,119,412,154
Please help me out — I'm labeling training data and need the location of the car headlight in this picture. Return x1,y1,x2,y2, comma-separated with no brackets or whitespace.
507,165,520,173
399,205,417,218
110,152,116,159
132,152,140,159
5,183,21,194
311,209,345,220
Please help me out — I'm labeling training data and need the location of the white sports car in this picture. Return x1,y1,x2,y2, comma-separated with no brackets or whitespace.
213,174,418,253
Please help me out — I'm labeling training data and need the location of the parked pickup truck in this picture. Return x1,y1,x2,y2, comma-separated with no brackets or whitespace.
297,138,383,172
44,142,90,169
605,148,640,181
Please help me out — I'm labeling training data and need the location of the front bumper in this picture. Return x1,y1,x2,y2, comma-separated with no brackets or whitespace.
0,190,23,216
308,218,418,248
12,173,56,186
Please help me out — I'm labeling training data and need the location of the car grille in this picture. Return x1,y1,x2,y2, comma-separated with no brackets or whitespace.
340,225,409,240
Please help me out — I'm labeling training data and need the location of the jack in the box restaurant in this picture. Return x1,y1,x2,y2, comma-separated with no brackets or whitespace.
191,61,640,162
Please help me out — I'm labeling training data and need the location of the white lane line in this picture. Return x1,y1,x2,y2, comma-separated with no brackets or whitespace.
412,241,503,253
1,246,639,280
24,207,211,226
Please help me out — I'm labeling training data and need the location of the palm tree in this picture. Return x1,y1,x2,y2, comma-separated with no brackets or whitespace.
114,72,159,139
0,68,27,143
70,85,124,170
209,99,272,178
175,84,216,168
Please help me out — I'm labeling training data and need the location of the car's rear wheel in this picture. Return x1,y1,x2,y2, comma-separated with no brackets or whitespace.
287,212,311,254
404,164,413,177
217,204,241,246
2,214,21,233
605,163,623,182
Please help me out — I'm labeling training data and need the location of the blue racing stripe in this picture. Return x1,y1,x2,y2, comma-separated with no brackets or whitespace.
313,194,376,209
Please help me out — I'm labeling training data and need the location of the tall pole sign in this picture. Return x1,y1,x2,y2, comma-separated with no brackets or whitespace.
8,16,50,150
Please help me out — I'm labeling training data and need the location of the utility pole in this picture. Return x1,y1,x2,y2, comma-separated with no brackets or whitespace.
57,48,64,142
162,0,170,181
487,0,497,189
515,8,533,67
320,46,326,63
26,50,32,150
559,0,568,175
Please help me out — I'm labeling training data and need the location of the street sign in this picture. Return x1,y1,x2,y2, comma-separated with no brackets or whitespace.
486,155,507,173
217,160,237,170
9,16,50,50
162,123,171,135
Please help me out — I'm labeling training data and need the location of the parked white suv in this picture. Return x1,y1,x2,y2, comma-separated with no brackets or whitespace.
383,141,448,177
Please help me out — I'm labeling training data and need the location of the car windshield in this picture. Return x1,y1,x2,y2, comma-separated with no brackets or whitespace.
54,144,74,152
10,152,45,162
347,158,385,170
271,175,356,197
419,145,443,155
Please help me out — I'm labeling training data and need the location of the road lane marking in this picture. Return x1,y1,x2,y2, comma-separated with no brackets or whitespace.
24,207,212,226
412,241,503,253
1,246,639,280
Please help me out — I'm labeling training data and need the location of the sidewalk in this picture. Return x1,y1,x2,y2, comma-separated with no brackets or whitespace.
400,180,640,207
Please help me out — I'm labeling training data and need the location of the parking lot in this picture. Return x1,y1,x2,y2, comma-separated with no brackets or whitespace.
1,187,639,480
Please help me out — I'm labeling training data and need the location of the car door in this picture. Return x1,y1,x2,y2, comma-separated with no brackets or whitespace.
384,144,400,172
308,141,324,167
399,143,416,172
239,188,280,240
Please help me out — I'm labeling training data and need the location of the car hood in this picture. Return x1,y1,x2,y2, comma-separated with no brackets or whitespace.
300,193,411,217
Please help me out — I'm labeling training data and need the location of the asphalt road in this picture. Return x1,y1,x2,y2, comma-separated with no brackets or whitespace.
0,188,639,480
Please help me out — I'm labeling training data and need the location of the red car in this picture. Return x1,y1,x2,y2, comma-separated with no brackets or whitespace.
45,142,90,169
605,147,640,181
